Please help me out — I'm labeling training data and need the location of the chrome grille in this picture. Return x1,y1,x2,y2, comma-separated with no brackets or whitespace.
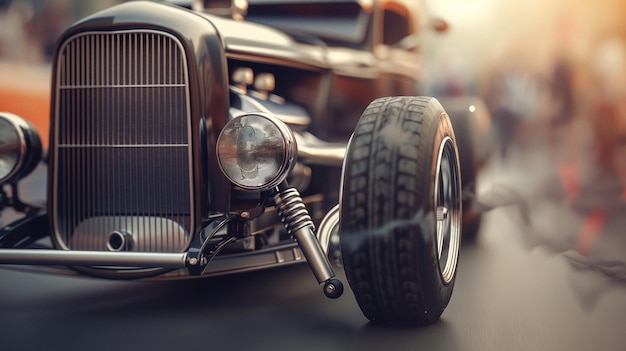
52,30,194,252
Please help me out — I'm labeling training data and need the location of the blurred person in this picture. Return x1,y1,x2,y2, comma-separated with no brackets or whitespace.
562,34,626,200
547,56,576,146
483,56,544,160
587,35,626,179
554,33,626,257
546,11,581,146
37,0,70,60
0,0,36,60
427,55,479,98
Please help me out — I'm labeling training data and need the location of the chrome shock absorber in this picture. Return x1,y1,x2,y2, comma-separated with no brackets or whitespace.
274,184,343,299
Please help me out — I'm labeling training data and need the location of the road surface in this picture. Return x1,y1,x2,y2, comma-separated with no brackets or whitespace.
1,142,626,351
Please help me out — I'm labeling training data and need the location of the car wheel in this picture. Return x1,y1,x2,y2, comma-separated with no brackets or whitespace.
451,110,481,241
340,96,462,325
440,97,491,241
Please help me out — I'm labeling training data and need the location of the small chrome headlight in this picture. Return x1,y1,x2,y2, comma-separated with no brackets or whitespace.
217,113,296,190
0,112,42,185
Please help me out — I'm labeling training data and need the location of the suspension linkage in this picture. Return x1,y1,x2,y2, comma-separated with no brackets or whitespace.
186,214,238,276
274,183,343,299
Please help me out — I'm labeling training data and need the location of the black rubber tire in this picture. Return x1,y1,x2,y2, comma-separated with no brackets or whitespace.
452,109,480,241
340,96,462,325
440,97,490,241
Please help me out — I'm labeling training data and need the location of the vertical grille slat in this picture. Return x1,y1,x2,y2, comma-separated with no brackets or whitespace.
53,30,194,252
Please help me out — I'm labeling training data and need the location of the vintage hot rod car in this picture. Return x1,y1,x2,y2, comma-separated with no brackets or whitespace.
0,0,487,325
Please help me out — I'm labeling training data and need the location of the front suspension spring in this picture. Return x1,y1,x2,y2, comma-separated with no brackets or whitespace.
274,188,314,235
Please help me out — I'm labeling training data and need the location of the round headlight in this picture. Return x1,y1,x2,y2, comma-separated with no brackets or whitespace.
217,113,296,190
0,112,42,185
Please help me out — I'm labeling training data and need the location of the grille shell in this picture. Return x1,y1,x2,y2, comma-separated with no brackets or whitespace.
51,30,195,252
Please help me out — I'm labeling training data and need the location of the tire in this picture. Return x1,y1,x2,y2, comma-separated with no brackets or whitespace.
340,96,462,325
440,97,491,241
452,113,481,241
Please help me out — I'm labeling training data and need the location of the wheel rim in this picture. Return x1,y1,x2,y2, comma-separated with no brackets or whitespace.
434,136,462,284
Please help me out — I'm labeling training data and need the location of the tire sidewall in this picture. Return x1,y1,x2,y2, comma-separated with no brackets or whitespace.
340,97,462,325
419,106,460,313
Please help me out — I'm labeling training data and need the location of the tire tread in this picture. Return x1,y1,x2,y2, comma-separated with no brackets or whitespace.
341,96,449,325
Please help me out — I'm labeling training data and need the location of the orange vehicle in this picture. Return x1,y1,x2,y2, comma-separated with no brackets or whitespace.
0,62,50,147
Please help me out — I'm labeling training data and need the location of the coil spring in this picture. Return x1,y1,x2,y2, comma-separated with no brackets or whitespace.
274,188,314,235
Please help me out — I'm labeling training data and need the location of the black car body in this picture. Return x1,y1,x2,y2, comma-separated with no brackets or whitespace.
0,0,485,325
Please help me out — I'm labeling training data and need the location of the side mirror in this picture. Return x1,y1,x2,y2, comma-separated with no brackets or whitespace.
394,34,422,51
431,18,450,33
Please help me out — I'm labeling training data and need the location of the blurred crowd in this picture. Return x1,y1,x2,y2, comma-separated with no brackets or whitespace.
424,0,626,196
420,0,626,265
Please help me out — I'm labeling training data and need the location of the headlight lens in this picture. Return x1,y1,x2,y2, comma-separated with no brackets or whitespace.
0,112,42,184
217,113,296,190
0,118,21,180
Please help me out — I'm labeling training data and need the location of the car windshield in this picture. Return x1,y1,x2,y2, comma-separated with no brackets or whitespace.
246,1,371,48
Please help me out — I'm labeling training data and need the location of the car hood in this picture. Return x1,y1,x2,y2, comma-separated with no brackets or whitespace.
70,1,329,71
202,13,329,70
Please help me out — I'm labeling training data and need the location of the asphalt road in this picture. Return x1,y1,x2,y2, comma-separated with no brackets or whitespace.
2,141,626,351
